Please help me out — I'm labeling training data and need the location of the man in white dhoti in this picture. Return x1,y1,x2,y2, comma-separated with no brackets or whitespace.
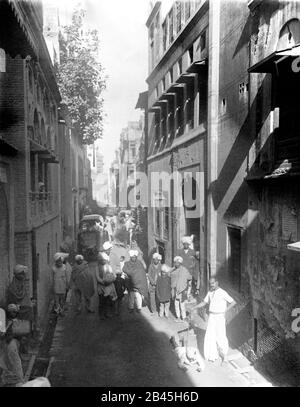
192,277,236,363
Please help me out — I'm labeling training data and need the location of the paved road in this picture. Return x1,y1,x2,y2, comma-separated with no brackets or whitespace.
47,262,251,387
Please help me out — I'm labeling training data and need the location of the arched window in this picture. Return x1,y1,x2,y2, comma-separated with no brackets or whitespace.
41,118,46,146
277,19,300,51
47,127,51,150
34,110,40,143
0,49,6,73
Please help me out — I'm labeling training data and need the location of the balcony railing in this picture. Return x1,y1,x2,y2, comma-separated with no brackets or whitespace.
29,191,58,219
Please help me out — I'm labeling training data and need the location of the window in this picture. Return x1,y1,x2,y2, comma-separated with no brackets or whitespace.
155,207,161,235
221,98,227,115
178,58,182,75
200,30,206,51
168,10,174,44
47,243,50,265
150,23,155,68
185,1,191,21
227,226,242,292
162,77,166,92
188,46,194,64
175,87,184,137
198,76,208,126
186,83,195,130
175,1,183,34
169,68,173,84
162,20,168,52
163,207,169,239
0,49,6,73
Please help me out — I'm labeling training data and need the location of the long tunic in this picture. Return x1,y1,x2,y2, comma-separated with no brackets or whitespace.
148,263,161,292
7,278,32,321
52,265,68,295
123,259,148,298
170,266,190,297
176,248,195,278
71,262,95,298
156,274,171,303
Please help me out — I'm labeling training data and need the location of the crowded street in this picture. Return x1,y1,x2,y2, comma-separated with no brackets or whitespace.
46,261,268,387
1,0,300,390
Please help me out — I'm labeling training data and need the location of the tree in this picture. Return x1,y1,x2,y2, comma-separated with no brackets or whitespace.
56,8,106,144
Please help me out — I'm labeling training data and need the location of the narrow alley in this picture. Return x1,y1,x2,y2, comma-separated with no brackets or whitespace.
45,263,270,388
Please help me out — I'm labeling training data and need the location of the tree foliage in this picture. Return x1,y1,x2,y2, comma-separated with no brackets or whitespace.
57,8,106,144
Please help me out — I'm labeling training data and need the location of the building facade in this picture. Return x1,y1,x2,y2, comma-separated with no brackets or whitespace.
146,0,300,379
146,0,207,271
0,0,61,325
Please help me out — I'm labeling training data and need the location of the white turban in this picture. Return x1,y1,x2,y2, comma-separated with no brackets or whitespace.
13,264,28,275
181,236,192,245
103,241,113,251
7,304,19,313
152,253,162,260
161,264,170,273
174,256,183,264
53,253,63,262
54,252,69,262
101,252,110,262
75,255,84,262
129,250,138,257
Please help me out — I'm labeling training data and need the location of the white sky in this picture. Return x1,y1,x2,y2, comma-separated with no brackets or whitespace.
52,0,151,169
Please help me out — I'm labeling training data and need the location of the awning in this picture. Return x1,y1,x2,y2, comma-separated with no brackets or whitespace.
135,91,148,110
29,140,59,163
248,45,300,74
177,73,197,84
187,58,208,73
287,241,300,252
0,138,18,156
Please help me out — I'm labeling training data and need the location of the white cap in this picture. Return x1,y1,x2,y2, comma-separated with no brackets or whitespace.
181,236,192,245
129,250,138,257
161,264,170,272
75,255,84,261
174,256,183,263
103,241,113,251
152,253,162,260
101,252,110,262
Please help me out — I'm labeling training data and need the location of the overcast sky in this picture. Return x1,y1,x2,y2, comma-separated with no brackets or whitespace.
56,0,150,168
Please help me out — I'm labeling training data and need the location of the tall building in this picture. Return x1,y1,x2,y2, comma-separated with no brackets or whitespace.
146,0,207,267
145,0,300,379
0,0,61,324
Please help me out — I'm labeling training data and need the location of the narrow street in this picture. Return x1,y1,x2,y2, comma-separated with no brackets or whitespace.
46,264,267,387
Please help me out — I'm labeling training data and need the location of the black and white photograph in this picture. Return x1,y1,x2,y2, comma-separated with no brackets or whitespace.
0,0,300,390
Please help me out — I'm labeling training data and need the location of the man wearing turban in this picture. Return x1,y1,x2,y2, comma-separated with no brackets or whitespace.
147,253,162,314
123,250,148,313
176,236,196,298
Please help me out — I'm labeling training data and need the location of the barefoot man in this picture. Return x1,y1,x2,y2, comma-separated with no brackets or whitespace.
192,277,236,363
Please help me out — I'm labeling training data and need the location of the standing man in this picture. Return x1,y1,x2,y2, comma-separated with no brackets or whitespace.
170,256,191,322
147,253,162,315
123,250,148,314
71,255,95,314
177,236,195,298
192,277,236,363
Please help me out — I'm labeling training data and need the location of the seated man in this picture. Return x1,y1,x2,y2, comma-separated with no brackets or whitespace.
0,308,25,387
169,336,205,373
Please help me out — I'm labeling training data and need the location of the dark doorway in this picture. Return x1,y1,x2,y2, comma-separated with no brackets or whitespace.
227,226,241,292
156,240,165,264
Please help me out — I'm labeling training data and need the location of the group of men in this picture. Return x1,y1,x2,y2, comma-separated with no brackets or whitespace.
95,235,236,364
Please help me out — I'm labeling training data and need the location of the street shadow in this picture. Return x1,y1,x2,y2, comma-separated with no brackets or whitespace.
48,294,198,387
